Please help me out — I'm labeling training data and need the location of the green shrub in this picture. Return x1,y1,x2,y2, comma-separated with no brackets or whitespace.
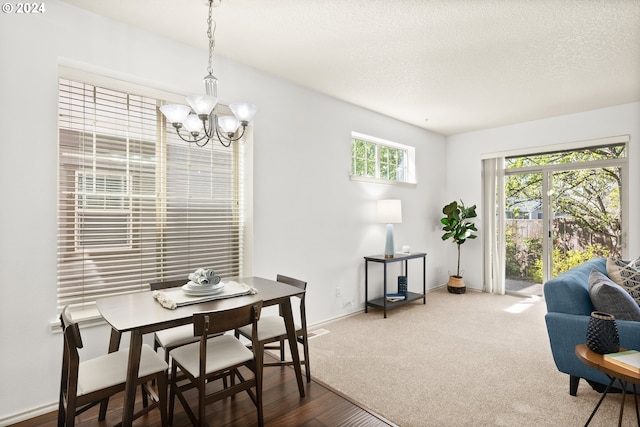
532,244,610,282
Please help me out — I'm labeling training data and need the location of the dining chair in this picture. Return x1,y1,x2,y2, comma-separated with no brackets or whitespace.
235,274,311,382
168,301,264,427
150,279,199,363
57,305,168,427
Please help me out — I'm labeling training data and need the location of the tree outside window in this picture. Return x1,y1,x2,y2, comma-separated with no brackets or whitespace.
351,133,412,184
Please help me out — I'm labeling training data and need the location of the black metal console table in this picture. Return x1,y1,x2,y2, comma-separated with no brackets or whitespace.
364,252,427,318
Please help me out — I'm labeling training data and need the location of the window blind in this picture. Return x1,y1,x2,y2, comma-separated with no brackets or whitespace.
57,78,243,310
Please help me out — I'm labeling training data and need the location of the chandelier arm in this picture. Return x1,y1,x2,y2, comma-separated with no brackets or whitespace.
215,132,233,148
195,138,211,148
214,124,246,145
174,127,211,145
201,117,216,140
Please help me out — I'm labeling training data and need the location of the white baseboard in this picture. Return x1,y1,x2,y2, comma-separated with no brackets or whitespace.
1,402,57,426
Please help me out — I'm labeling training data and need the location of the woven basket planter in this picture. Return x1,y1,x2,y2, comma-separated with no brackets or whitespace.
447,276,466,294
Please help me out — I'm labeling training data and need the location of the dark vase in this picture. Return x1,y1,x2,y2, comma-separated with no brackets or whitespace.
586,311,620,354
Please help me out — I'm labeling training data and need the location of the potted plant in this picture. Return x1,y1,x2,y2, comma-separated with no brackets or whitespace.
440,200,478,294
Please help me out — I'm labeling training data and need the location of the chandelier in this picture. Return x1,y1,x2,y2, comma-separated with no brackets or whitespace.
160,0,257,147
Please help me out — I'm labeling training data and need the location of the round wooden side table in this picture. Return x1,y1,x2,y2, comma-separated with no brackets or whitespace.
575,343,640,426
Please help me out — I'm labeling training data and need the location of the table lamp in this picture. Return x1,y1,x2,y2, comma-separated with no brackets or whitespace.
377,199,402,258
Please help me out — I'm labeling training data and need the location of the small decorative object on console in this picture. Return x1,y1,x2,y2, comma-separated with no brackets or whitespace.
386,293,406,302
586,311,620,354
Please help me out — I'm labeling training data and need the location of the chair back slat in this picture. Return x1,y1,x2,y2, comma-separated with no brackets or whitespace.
193,301,263,337
60,305,83,350
276,274,307,318
150,278,188,290
276,274,307,293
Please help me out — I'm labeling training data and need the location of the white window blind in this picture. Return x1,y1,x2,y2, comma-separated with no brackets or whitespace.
57,78,244,311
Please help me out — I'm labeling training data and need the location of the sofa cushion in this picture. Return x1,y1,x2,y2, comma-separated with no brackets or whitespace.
589,269,640,321
607,257,640,305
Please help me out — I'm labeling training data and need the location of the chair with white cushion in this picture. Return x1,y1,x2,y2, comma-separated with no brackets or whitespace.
235,274,311,382
57,305,168,427
150,279,199,363
168,301,264,426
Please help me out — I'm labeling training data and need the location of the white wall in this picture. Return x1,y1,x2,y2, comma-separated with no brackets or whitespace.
446,102,640,290
0,1,446,421
2,1,637,422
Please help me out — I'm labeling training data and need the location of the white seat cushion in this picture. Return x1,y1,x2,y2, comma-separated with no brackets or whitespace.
237,316,301,341
155,324,198,348
77,344,168,396
169,335,253,377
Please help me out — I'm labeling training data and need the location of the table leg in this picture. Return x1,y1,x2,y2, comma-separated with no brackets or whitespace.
281,298,305,398
365,260,369,313
122,330,143,427
585,376,617,426
422,255,426,304
383,263,387,318
619,381,627,427
99,327,123,419
634,384,639,426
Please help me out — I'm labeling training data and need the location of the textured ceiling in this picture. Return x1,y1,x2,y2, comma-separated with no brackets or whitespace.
60,0,640,136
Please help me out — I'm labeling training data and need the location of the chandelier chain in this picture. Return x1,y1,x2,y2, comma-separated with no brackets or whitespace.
207,0,216,76
159,0,255,147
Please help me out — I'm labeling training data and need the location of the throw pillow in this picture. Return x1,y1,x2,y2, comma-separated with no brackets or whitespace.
606,257,640,305
588,269,640,321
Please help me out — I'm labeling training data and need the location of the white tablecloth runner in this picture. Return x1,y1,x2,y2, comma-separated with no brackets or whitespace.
152,281,258,309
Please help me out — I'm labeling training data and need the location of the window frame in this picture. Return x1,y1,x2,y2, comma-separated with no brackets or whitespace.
56,71,246,318
350,131,416,186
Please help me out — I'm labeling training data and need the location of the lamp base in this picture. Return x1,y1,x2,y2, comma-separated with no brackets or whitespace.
384,223,395,258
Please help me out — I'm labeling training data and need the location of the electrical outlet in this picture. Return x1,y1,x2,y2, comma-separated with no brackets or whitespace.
336,287,341,297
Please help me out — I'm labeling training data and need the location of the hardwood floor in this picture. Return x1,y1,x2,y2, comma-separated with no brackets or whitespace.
12,354,394,427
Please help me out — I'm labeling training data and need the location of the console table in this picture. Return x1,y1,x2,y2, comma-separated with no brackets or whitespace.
364,252,426,318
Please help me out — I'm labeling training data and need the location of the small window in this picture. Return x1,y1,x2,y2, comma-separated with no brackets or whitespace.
350,132,415,184
75,172,132,250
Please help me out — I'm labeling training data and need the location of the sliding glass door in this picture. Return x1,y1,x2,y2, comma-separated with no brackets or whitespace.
504,144,626,295
505,171,544,294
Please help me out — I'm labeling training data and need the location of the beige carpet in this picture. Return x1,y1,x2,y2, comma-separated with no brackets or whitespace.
307,287,640,427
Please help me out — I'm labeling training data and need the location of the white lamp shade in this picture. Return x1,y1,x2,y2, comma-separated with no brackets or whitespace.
218,115,240,133
230,102,257,123
377,199,402,224
186,95,217,116
182,114,203,133
160,104,191,124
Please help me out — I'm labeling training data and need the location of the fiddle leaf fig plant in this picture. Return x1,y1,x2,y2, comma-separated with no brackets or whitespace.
441,200,478,278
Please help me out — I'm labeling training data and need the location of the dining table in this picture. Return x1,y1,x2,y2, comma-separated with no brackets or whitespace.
96,276,306,427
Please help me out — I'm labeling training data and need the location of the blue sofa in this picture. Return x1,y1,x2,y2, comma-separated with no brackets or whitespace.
544,257,640,395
